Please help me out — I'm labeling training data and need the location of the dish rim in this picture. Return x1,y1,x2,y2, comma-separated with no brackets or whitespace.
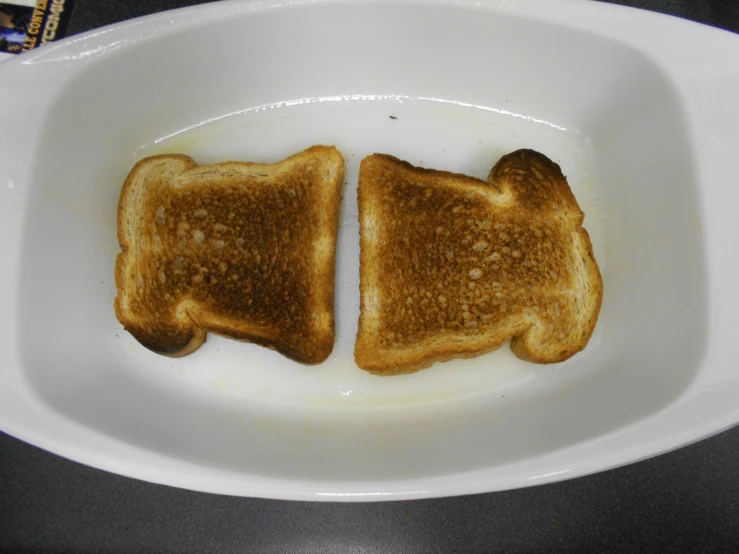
1,0,739,500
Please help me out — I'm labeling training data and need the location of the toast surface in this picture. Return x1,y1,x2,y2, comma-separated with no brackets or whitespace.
115,145,344,363
355,150,602,375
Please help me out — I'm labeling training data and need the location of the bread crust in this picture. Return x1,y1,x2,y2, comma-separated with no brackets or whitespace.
114,146,344,363
355,149,603,375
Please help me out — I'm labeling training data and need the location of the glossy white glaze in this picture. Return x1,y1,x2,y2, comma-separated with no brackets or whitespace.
0,0,738,500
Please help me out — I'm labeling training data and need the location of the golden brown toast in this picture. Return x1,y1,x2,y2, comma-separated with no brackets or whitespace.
355,150,603,375
115,145,344,364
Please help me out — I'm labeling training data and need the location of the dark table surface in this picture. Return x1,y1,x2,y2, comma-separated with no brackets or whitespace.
2,1,739,552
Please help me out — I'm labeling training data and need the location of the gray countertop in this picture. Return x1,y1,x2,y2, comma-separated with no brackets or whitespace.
2,1,739,552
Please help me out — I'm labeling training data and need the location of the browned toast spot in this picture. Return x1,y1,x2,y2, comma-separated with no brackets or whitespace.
114,146,344,364
355,149,603,375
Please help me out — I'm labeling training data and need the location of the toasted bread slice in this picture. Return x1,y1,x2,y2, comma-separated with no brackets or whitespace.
355,149,602,375
115,145,344,364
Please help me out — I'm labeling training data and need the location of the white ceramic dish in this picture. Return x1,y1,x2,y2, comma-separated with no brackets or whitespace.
1,0,739,501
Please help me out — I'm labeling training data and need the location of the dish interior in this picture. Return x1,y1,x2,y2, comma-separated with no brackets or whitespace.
16,3,707,481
